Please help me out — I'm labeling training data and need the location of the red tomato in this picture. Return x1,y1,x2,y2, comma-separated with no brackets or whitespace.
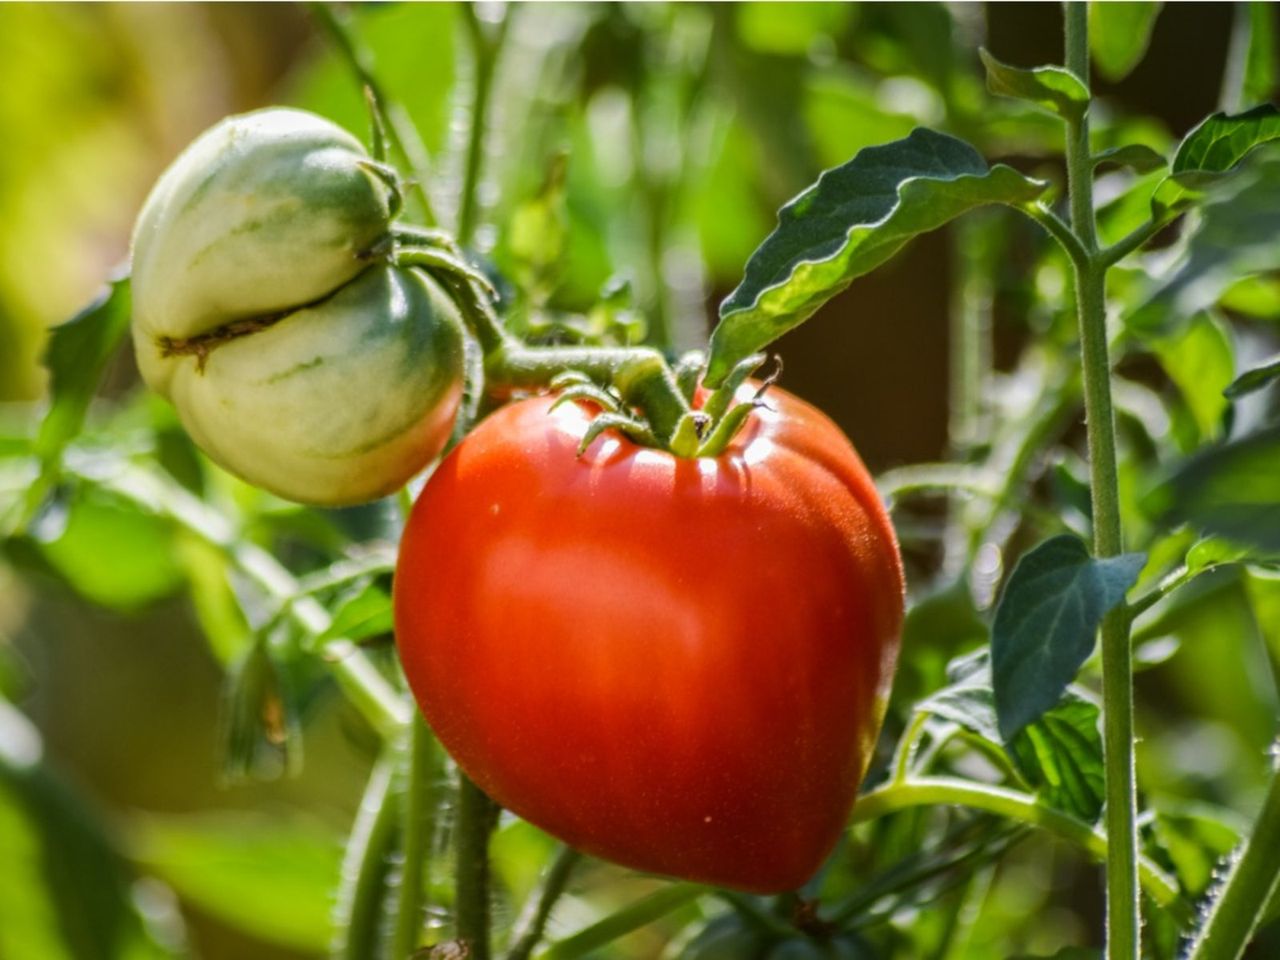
394,387,904,893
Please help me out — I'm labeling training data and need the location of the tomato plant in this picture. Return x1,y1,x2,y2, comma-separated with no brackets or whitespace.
396,388,903,893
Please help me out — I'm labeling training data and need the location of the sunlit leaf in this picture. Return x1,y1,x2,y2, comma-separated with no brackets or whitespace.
1089,2,1162,82
978,49,1088,122
709,129,1047,385
992,536,1144,739
1153,104,1280,212
319,583,393,644
1153,312,1234,443
128,810,342,953
37,492,184,613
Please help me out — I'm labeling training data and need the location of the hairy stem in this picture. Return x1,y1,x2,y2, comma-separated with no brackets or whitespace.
391,717,440,958
1063,5,1140,957
1185,744,1280,960
456,773,499,960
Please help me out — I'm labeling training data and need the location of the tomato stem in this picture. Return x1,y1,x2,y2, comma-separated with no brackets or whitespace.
1183,740,1280,960
391,716,441,958
456,772,499,960
1062,5,1140,958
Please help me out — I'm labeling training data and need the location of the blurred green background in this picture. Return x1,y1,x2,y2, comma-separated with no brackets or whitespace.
1,3,1278,959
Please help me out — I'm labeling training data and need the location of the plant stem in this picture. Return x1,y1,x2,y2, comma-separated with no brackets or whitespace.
508,846,583,960
334,754,400,960
1063,5,1140,957
391,717,439,959
1185,746,1280,960
458,3,511,248
311,2,439,226
455,773,498,960
851,776,1187,919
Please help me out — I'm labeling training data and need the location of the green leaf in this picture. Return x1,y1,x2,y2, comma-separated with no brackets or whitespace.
23,276,131,526
918,651,1105,821
1092,143,1167,174
1129,153,1280,332
1152,312,1234,443
0,702,177,960
37,491,184,613
318,582,393,644
1005,694,1105,822
1153,104,1280,212
992,535,1145,739
978,49,1089,122
1156,427,1280,552
1089,2,1162,82
1241,2,1277,108
129,810,342,953
1151,807,1243,897
709,128,1047,385
1225,352,1280,399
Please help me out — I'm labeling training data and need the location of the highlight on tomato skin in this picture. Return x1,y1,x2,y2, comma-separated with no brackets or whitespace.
394,387,905,894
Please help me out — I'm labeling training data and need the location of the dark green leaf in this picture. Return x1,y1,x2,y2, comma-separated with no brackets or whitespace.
1089,2,1162,82
1092,143,1167,174
129,810,342,952
1225,353,1280,399
978,49,1089,122
1153,104,1280,211
709,129,1047,385
1156,427,1280,552
992,535,1145,739
24,276,131,526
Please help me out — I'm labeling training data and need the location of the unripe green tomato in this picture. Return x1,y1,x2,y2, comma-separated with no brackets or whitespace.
679,915,770,960
130,106,466,505
141,264,465,506
131,107,396,345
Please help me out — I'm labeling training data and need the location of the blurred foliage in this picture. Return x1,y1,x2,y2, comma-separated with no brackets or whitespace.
2,3,1280,960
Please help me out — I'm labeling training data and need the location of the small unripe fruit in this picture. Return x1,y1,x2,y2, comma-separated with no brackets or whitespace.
130,108,465,505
